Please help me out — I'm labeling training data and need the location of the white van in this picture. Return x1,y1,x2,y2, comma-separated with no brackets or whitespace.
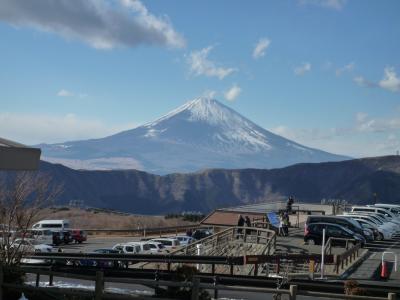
32,220,70,231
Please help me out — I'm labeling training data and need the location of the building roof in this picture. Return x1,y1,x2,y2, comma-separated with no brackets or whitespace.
0,137,41,170
201,201,334,227
201,210,266,227
219,201,333,215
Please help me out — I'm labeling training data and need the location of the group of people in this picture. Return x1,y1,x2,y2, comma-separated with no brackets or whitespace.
237,214,252,237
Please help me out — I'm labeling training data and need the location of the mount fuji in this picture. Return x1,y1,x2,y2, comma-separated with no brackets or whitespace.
39,98,349,174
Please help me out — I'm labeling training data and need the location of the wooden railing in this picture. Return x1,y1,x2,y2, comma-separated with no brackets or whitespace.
137,226,276,275
308,238,363,276
0,267,396,300
335,242,362,274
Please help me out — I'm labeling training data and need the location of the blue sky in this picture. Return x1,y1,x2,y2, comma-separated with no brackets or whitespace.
0,0,399,157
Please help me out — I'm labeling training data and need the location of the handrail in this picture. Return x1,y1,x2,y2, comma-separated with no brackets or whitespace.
324,237,358,255
1,267,396,300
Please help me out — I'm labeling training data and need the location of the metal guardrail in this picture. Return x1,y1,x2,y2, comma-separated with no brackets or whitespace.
0,267,396,300
84,224,207,236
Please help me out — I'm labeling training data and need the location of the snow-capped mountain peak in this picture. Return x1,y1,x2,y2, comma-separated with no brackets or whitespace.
39,97,349,174
145,97,238,127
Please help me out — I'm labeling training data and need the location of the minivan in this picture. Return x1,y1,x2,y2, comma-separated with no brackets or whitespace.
305,215,373,241
32,220,70,231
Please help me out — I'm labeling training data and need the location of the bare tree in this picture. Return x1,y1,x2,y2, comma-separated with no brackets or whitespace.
0,171,61,266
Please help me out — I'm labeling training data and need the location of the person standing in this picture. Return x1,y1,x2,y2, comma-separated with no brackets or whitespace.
283,212,289,236
286,196,294,214
237,214,245,238
278,213,284,236
245,216,252,235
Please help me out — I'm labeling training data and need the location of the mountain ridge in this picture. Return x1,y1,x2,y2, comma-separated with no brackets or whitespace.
24,155,400,214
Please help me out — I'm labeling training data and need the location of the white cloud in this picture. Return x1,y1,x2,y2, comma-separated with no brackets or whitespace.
294,62,311,76
0,112,136,145
379,67,400,92
186,46,237,80
57,89,74,97
299,0,347,10
253,38,271,59
354,67,400,92
353,76,376,88
0,0,185,49
355,113,400,133
224,84,241,101
336,62,355,76
270,111,400,157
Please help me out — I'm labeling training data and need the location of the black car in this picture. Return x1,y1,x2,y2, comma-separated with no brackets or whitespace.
192,229,213,240
305,215,373,241
304,222,366,246
51,231,63,246
93,248,123,268
62,230,73,244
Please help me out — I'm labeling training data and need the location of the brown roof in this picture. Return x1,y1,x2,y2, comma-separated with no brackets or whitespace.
201,210,266,227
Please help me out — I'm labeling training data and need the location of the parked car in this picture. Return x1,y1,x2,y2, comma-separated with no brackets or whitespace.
29,229,53,245
125,241,151,253
12,238,53,253
71,230,87,243
11,238,53,264
304,223,366,246
345,212,399,233
92,248,122,268
352,218,387,240
176,235,196,246
62,230,73,244
340,213,394,240
305,215,373,241
112,243,142,254
192,229,213,240
150,238,180,249
32,219,70,231
51,231,63,246
352,206,400,226
144,241,167,253
373,204,400,217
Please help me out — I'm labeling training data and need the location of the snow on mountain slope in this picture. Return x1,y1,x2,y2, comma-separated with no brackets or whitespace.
39,97,349,174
